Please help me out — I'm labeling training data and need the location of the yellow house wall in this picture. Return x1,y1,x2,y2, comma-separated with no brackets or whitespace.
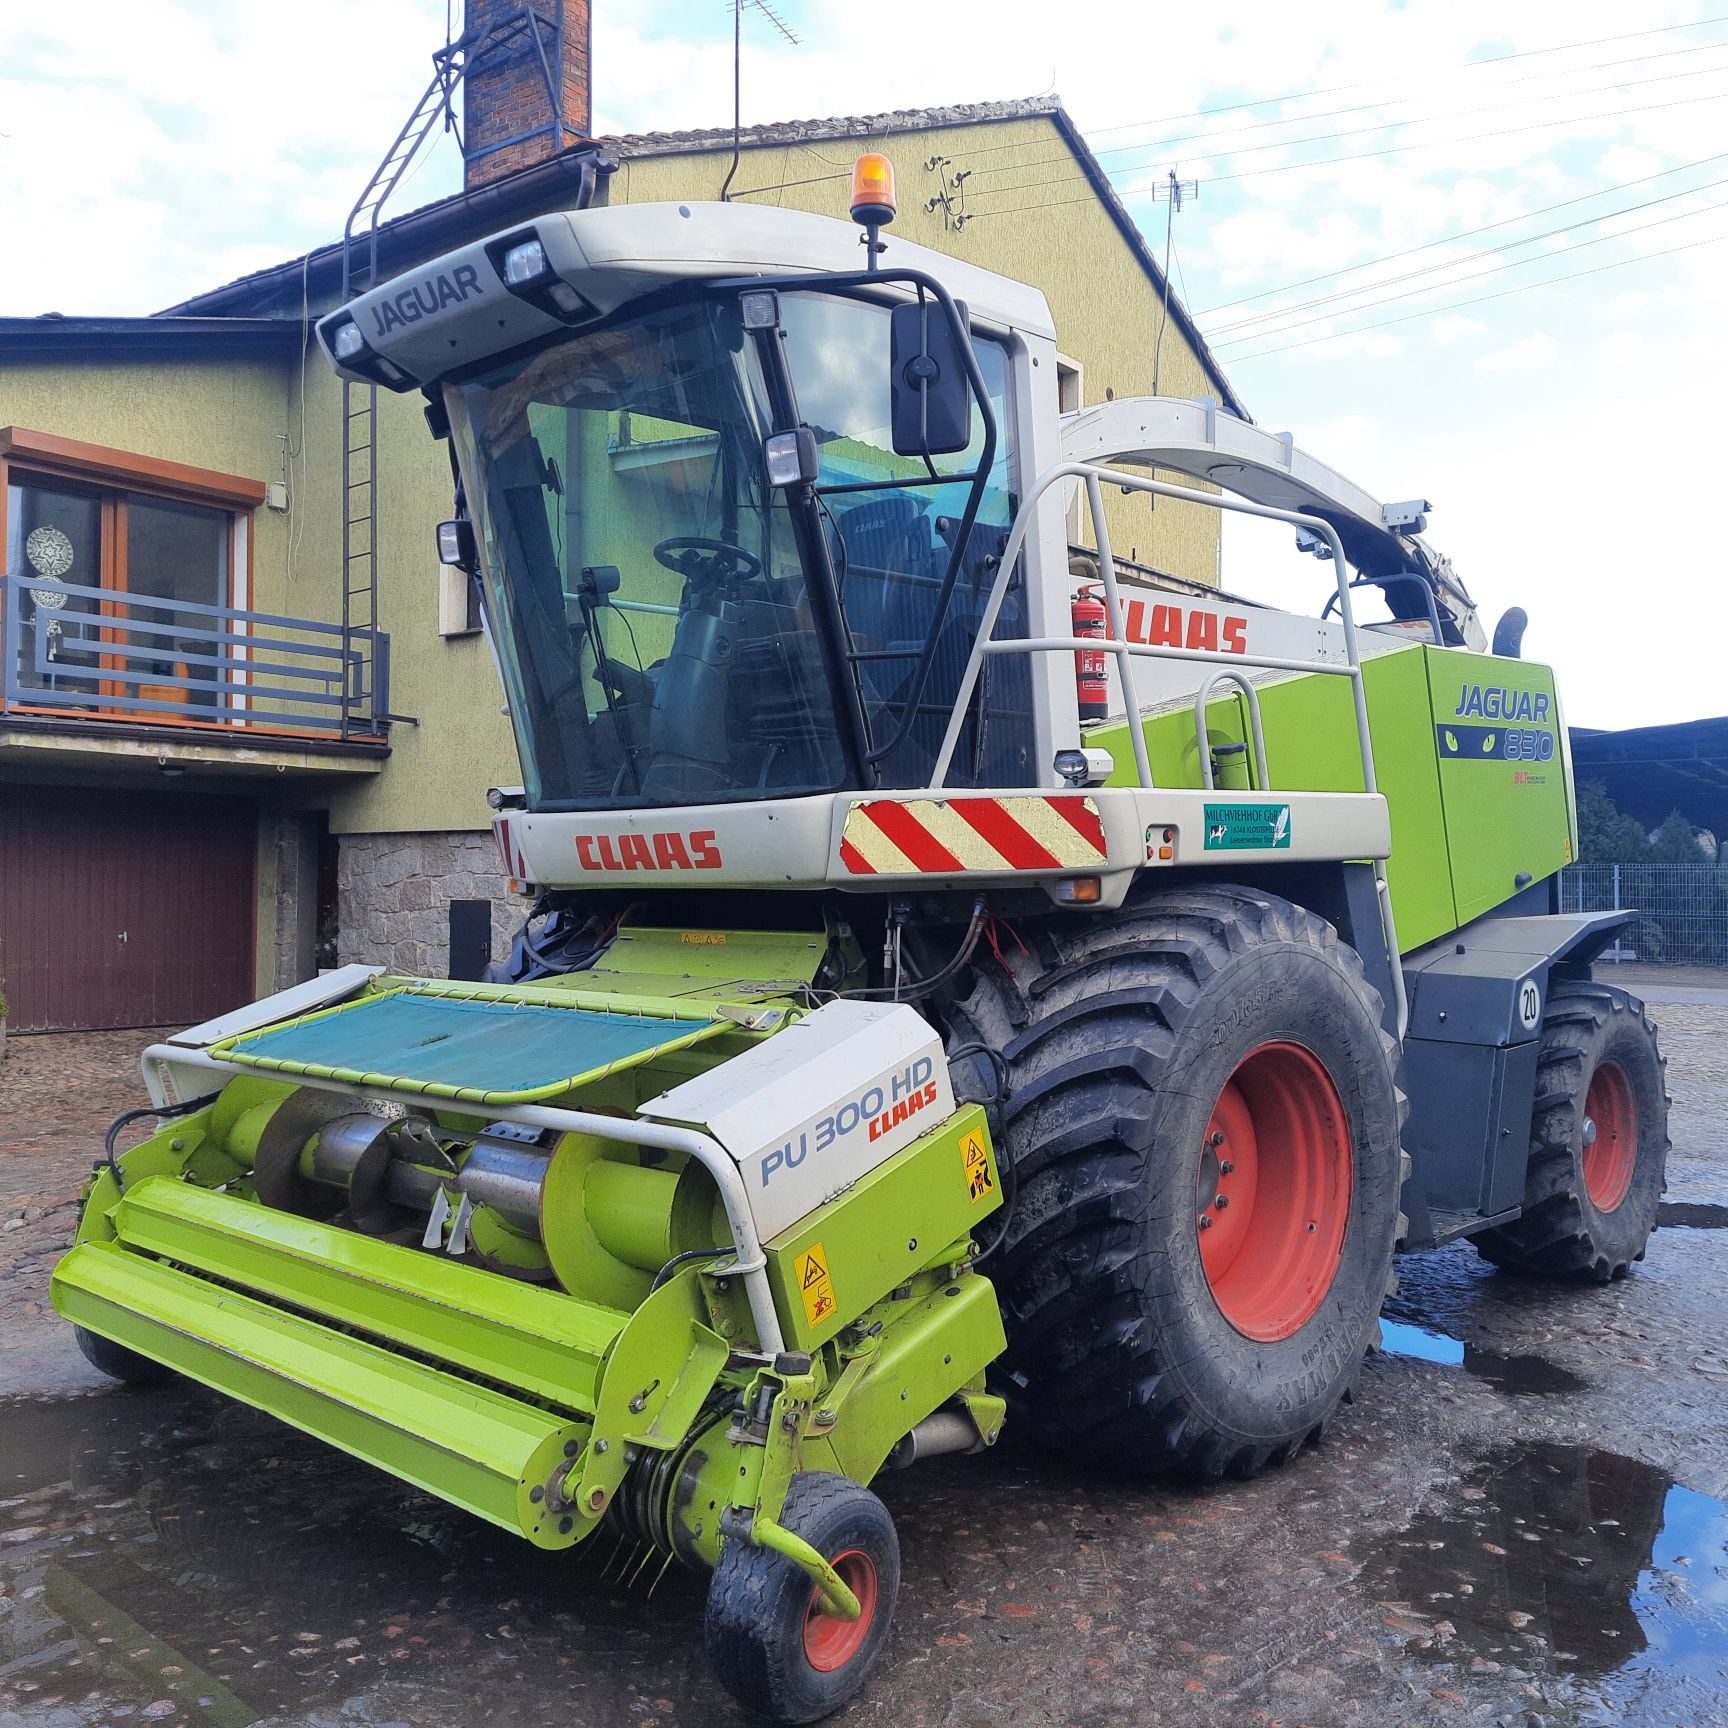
2,118,1234,843
325,117,1232,836
290,348,521,835
606,117,1225,586
0,354,300,613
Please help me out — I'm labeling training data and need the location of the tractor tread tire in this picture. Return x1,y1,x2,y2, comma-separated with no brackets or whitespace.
947,883,1406,1481
1473,981,1668,1282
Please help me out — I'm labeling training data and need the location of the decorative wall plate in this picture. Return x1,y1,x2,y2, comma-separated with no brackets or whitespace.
25,525,74,603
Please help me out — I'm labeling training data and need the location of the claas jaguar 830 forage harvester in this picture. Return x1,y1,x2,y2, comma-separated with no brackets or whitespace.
53,156,1669,1721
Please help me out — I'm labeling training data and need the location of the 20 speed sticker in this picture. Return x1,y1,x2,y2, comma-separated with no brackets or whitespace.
961,1127,995,1203
796,1241,836,1327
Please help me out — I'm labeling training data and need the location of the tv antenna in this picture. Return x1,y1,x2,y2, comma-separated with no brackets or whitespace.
722,0,802,200
1151,169,1200,394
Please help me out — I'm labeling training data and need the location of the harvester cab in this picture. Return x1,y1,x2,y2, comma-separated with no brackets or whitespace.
54,162,1671,1722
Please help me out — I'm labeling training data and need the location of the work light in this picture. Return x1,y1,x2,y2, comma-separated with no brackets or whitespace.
502,237,551,285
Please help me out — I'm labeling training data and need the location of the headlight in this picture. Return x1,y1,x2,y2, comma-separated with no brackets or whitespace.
764,428,818,488
331,320,367,360
502,238,549,285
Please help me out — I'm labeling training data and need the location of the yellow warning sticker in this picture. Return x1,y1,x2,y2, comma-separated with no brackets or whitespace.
796,1241,836,1329
961,1128,995,1203
681,930,727,945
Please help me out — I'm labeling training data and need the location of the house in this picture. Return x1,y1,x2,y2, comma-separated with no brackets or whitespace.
0,1,1243,1032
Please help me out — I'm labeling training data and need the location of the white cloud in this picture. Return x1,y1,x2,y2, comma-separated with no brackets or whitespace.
5,0,1726,728
1431,314,1488,344
1473,332,1558,371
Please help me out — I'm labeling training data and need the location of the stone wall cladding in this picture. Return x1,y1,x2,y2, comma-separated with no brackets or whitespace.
337,831,523,978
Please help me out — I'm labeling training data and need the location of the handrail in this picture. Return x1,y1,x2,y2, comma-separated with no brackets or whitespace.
1195,670,1269,791
929,459,1408,1036
0,571,386,738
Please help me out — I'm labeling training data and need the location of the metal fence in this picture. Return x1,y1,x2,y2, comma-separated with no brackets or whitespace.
1560,864,1728,966
1,572,388,739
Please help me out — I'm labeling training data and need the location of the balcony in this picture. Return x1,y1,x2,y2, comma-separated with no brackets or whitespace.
1,572,390,777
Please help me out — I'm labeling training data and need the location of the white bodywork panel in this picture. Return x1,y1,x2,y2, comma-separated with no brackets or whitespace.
328,202,1057,387
1088,587,1417,718
640,1000,953,1240
1059,397,1485,651
502,785,1389,904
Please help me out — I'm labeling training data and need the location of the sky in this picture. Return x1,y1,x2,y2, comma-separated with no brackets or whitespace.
3,0,1726,730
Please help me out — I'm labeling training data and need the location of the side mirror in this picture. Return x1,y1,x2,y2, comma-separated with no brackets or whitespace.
890,298,974,457
436,518,476,572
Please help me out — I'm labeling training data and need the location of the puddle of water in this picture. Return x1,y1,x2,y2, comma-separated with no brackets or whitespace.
1380,1319,1464,1365
1359,1442,1728,1720
1378,1320,1588,1396
1659,1201,1728,1230
0,1392,711,1727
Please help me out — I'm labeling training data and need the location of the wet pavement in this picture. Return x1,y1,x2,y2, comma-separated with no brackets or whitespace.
3,988,1727,1726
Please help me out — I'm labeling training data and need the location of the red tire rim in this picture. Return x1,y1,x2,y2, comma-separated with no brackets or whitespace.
1582,1058,1638,1213
803,1549,878,1672
1197,1041,1354,1342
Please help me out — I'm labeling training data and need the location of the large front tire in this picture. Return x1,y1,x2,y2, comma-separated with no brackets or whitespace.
1474,981,1668,1281
948,884,1405,1479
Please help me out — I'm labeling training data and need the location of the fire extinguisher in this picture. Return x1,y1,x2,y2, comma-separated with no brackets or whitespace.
1072,585,1109,722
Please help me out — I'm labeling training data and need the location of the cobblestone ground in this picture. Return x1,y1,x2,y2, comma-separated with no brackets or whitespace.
0,1030,168,1393
2,990,1725,1726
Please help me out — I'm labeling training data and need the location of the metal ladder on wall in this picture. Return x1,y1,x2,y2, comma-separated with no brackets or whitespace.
335,5,572,738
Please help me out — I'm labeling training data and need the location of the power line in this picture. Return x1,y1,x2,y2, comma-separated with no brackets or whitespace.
1205,167,1728,339
1196,148,1728,315
967,37,1728,188
965,88,1728,220
1209,190,1728,348
724,16,1728,207
1225,229,1728,362
966,70,1728,205
936,14,1728,171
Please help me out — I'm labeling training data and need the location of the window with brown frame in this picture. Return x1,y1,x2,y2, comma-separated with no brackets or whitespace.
0,428,264,724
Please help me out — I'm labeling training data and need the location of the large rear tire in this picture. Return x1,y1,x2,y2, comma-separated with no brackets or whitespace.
947,883,1405,1480
1473,980,1668,1281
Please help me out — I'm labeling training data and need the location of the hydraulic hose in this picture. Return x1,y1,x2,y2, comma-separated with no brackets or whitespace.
103,1091,223,1195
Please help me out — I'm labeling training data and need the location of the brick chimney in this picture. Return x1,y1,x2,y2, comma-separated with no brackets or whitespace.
463,0,591,188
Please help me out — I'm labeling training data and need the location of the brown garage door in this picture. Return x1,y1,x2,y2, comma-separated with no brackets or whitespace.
0,786,257,1032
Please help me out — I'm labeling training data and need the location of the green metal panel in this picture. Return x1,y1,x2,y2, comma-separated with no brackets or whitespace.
105,1176,622,1411
52,1240,586,1546
764,1106,1001,1352
565,924,831,1007
821,1278,1007,1486
1088,645,1479,950
1422,651,1571,924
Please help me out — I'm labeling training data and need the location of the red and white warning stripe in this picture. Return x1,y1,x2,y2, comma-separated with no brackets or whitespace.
839,796,1108,876
493,814,531,881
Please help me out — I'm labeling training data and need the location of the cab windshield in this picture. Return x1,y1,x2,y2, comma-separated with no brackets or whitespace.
445,288,1024,810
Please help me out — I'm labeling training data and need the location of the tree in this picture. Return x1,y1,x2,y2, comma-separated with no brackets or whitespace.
1649,809,1709,865
1576,780,1651,865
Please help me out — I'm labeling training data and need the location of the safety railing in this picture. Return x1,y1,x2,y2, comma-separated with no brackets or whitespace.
1195,669,1269,791
0,572,389,740
930,460,1408,1033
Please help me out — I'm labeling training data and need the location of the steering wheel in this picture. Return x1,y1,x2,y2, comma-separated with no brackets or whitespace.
653,536,762,587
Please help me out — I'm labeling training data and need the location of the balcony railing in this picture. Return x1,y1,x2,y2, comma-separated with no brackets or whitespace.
1,573,389,741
